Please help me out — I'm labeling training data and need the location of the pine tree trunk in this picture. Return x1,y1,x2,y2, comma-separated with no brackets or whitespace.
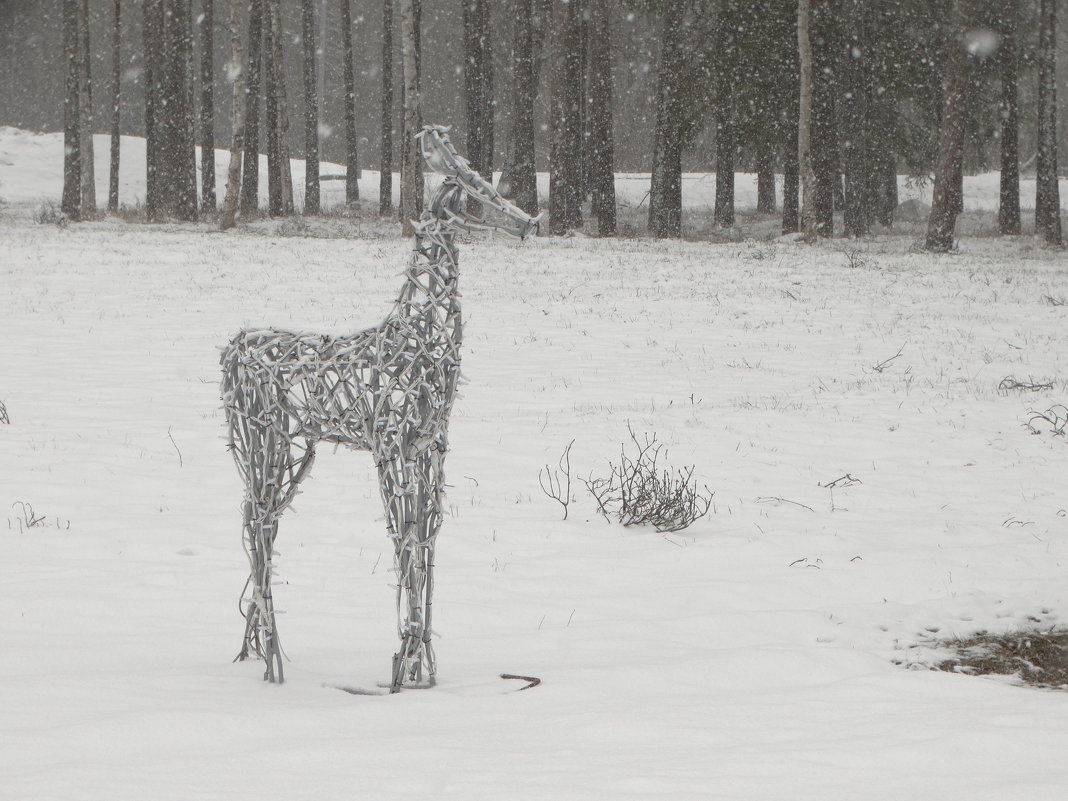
62,0,82,219
144,0,161,220
713,0,736,229
508,0,539,216
810,0,835,237
199,0,217,212
77,0,96,218
798,0,817,241
648,0,685,238
756,139,776,214
220,0,249,230
399,0,423,237
997,2,1020,236
380,0,394,215
1035,0,1062,245
588,0,615,237
548,0,583,235
240,0,263,215
925,0,972,252
108,0,121,215
340,0,359,204
302,0,320,214
842,0,869,237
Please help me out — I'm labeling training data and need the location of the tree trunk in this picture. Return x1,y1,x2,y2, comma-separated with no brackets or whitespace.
301,0,320,214
997,2,1019,236
810,0,836,237
798,0,817,241
62,0,82,219
77,0,96,218
340,0,359,204
199,0,217,212
507,0,540,216
399,0,423,237
756,139,776,214
240,0,263,215
220,0,249,230
713,0,736,229
380,0,394,215
925,0,972,252
264,0,292,216
648,0,685,238
548,0,583,235
588,0,615,237
841,0,869,237
1035,0,1062,245
108,0,120,215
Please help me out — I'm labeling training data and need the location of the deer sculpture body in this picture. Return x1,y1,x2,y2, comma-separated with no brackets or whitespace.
221,125,538,691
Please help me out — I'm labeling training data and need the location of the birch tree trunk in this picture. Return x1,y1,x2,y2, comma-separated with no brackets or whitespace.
220,0,248,230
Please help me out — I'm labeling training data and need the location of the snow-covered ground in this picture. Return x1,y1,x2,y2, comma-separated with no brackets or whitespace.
2,129,1068,800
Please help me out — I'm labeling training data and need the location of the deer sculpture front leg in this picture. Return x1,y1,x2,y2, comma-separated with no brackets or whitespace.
379,445,444,691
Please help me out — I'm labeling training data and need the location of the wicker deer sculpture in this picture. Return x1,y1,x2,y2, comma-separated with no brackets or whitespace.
221,125,539,691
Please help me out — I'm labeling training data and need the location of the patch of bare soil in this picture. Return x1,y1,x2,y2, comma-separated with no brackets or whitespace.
936,630,1068,689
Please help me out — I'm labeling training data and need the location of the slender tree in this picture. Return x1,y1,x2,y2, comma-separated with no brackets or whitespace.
997,2,1020,236
841,0,869,237
463,0,492,179
76,0,96,217
264,0,293,216
399,0,423,236
781,0,800,234
548,0,583,235
505,0,546,217
240,0,264,215
380,0,394,215
199,0,217,212
713,0,738,229
220,0,249,230
588,0,615,236
798,0,817,241
809,0,836,237
340,0,359,204
1035,0,1062,245
302,0,321,214
62,0,82,219
108,0,121,215
648,0,686,238
925,0,973,252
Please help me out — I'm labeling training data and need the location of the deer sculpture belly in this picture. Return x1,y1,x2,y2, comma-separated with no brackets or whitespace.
220,125,538,691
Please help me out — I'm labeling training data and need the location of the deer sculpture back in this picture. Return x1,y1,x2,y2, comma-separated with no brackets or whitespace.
221,125,539,690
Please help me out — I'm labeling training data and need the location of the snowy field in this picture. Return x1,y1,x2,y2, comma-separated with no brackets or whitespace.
2,128,1068,799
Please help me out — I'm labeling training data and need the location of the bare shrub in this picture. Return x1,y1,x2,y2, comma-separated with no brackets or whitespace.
582,425,712,533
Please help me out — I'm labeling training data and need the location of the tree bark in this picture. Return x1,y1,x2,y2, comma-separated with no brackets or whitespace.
380,0,394,215
302,0,321,214
588,0,615,237
264,0,293,216
108,0,121,215
1035,0,1062,245
997,2,1019,236
548,0,584,235
399,0,423,237
199,0,217,212
798,0,817,241
62,0,82,219
340,0,359,204
925,0,972,252
810,0,836,237
76,0,96,218
507,0,541,216
841,0,869,237
713,0,736,229
220,0,249,230
648,0,685,238
756,139,776,214
240,0,263,215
